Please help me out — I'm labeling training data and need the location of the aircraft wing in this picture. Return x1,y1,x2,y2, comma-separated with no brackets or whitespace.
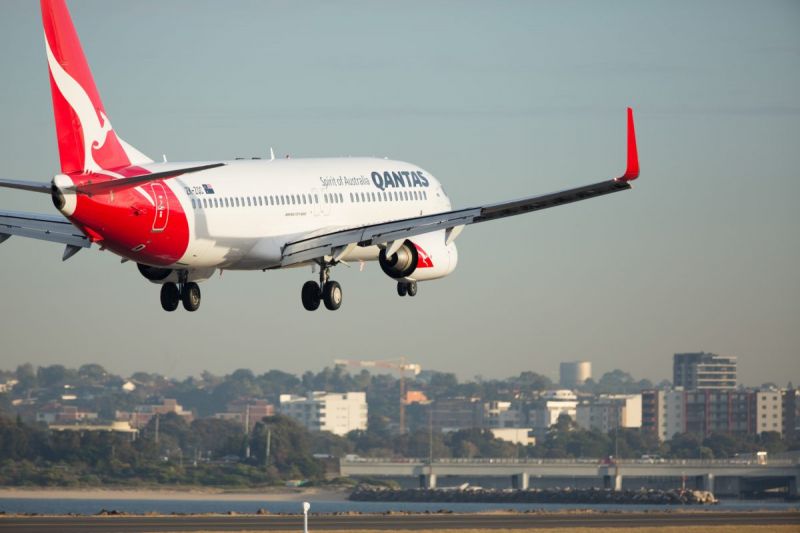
281,108,640,267
281,179,631,267
0,210,91,259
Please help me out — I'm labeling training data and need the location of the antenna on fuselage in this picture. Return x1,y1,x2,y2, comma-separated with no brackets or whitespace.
162,154,168,163
269,147,275,161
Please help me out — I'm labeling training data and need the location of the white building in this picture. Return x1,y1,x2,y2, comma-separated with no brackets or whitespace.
279,392,367,436
529,390,578,437
756,390,782,435
576,394,642,433
658,390,686,441
482,401,522,428
490,428,536,446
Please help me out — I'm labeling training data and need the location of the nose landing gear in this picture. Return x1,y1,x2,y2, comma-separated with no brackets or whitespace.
302,263,342,311
397,281,417,297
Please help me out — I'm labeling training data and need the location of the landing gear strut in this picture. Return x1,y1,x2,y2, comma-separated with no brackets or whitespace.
397,281,417,297
302,263,342,311
160,272,201,312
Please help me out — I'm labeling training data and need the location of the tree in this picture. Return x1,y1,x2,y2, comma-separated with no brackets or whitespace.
190,418,246,458
14,364,37,392
664,433,706,459
312,431,355,457
37,365,74,388
78,364,108,382
249,415,324,480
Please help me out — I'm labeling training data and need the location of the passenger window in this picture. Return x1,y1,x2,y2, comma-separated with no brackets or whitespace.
361,192,366,202
338,193,343,203
258,197,262,206
291,195,296,205
247,197,251,207
315,194,319,204
302,194,307,204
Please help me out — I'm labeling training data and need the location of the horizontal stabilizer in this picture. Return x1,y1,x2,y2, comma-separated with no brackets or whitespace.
0,210,90,249
0,178,51,194
74,163,225,196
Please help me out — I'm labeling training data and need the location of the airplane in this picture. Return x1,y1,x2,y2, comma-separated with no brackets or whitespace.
0,0,640,313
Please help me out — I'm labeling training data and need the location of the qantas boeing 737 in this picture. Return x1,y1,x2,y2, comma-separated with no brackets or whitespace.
1,0,640,313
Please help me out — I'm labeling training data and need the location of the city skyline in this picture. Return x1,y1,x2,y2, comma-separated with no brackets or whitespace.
0,1,798,385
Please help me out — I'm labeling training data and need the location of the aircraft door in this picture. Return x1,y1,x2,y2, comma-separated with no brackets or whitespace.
150,182,169,232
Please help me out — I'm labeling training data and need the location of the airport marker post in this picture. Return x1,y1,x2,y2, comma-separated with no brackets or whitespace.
302,501,310,533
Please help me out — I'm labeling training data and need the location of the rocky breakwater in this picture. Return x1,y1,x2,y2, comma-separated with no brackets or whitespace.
350,484,718,505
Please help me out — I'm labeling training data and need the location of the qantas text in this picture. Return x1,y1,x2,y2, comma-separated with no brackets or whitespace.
371,170,429,191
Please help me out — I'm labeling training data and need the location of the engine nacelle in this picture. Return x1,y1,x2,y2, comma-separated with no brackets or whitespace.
136,263,216,284
378,231,458,282
137,263,172,281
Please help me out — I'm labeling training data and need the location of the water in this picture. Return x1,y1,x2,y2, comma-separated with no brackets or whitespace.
0,497,797,515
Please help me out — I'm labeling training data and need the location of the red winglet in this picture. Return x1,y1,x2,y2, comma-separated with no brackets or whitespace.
616,107,639,182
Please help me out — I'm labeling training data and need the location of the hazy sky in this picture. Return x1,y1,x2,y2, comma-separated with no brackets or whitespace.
0,1,798,386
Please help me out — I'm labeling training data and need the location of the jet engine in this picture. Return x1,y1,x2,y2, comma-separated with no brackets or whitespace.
137,263,172,281
137,263,217,284
378,231,458,282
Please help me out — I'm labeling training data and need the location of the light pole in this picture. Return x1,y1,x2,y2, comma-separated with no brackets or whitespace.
302,501,310,533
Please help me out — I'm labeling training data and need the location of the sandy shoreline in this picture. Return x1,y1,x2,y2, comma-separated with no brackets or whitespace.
0,486,350,501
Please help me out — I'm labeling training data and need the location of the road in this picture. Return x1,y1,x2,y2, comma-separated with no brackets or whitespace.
1,511,798,531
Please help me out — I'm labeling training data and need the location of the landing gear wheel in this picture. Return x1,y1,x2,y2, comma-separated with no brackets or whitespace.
322,280,342,311
160,282,180,312
407,281,418,297
397,282,408,297
181,282,201,312
301,280,322,311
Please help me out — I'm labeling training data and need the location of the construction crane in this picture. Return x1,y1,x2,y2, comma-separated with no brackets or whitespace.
334,357,421,434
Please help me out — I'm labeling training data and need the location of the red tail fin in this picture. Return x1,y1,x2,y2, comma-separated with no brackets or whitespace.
41,0,150,174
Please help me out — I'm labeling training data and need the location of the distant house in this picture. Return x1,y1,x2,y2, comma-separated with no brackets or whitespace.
36,403,98,424
118,398,193,428
213,399,275,431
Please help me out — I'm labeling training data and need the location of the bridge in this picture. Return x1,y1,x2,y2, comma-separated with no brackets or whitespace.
340,457,800,497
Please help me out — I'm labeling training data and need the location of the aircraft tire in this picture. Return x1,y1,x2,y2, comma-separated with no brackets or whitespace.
322,281,342,311
181,282,201,312
160,282,180,312
407,281,418,297
302,280,322,311
397,282,408,297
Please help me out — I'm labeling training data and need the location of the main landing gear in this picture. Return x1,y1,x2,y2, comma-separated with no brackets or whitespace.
302,263,342,311
160,272,201,312
397,281,417,297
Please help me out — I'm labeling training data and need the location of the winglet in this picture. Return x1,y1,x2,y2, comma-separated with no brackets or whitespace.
616,107,639,182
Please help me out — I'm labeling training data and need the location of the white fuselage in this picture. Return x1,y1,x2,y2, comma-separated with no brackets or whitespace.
156,157,452,270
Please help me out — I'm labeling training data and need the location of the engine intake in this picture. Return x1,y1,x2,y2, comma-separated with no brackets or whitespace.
378,240,418,279
137,263,173,281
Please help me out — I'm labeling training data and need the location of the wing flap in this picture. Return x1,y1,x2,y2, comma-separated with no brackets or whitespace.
0,210,90,248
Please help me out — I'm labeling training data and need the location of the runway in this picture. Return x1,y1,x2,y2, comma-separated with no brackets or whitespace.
1,511,798,532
